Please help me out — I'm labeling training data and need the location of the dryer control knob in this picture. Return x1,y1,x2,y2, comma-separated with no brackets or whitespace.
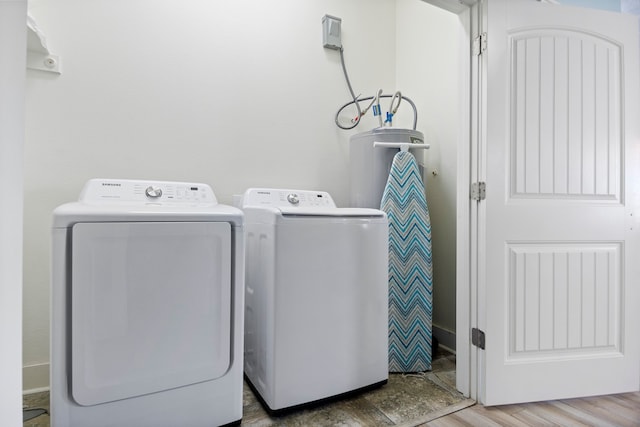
145,186,163,198
287,193,299,205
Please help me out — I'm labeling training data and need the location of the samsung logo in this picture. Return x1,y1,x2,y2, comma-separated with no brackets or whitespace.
102,183,121,187
257,191,271,195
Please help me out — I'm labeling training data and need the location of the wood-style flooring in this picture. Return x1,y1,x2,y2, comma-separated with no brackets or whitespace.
422,391,640,426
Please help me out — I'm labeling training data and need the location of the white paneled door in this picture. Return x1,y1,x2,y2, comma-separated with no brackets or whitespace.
480,0,640,405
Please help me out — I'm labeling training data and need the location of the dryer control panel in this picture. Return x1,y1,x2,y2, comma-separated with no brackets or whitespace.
242,188,336,208
78,179,217,205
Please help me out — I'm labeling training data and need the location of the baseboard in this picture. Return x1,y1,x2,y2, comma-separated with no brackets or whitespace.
23,363,49,394
433,325,456,353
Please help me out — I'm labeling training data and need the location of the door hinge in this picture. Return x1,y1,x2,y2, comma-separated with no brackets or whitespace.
473,32,487,56
472,328,485,350
470,182,486,201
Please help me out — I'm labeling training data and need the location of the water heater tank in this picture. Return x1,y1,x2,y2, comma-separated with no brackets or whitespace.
349,128,425,209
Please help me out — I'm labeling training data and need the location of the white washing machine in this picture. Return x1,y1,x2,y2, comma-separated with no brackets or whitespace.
51,179,244,427
241,188,389,414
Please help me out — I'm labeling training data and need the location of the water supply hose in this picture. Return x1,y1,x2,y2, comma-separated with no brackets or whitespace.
335,94,418,130
334,47,418,130
385,91,402,126
337,47,361,129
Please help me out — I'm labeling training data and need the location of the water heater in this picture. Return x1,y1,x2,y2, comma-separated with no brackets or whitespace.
349,128,425,208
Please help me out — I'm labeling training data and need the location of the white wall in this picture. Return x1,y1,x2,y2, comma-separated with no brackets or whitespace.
23,0,462,389
23,0,398,390
396,0,460,342
0,0,26,422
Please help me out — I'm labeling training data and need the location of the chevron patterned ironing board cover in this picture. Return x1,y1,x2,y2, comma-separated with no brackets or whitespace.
380,150,433,372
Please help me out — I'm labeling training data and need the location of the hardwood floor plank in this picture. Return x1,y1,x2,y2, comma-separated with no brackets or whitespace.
425,412,478,427
593,396,640,424
524,401,592,426
459,406,534,427
619,392,640,404
453,408,504,426
563,396,640,426
601,393,640,411
468,405,532,427
510,408,558,426
488,403,529,416
548,400,619,427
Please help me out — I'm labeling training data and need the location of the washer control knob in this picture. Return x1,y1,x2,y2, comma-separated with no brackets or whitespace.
287,193,299,205
145,186,163,198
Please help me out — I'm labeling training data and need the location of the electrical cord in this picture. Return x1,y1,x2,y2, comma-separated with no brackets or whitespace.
335,48,418,130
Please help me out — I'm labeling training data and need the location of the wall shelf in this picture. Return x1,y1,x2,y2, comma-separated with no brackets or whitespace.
27,14,61,74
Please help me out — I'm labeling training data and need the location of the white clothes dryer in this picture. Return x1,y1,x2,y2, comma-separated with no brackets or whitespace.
241,188,389,414
51,179,244,427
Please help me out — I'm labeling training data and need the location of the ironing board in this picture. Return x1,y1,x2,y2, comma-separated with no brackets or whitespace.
380,150,432,372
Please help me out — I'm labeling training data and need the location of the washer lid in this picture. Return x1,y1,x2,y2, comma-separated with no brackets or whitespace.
278,207,385,218
242,188,386,220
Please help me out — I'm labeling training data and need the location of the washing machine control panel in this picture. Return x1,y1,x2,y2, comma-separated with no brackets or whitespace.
243,188,336,208
79,179,217,205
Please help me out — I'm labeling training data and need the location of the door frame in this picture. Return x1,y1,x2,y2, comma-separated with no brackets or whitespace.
422,0,478,400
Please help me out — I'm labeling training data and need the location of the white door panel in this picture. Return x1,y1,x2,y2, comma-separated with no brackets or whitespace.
511,29,622,201
481,0,640,405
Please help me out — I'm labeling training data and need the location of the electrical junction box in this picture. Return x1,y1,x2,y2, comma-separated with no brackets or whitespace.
322,14,342,50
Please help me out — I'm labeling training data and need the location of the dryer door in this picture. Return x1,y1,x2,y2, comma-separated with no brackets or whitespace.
70,221,231,406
